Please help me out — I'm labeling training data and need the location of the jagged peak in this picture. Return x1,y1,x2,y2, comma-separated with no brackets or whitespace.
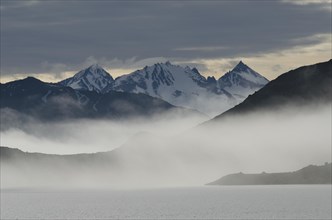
153,61,174,68
74,64,113,80
184,66,191,71
87,63,102,71
207,76,216,81
58,64,114,93
191,67,200,74
218,61,269,86
232,61,251,72
144,62,181,72
84,63,108,73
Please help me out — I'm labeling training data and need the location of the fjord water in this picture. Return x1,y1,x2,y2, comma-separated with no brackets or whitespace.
1,185,331,219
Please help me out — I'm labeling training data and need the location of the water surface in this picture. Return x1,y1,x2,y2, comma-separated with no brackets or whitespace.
1,185,331,219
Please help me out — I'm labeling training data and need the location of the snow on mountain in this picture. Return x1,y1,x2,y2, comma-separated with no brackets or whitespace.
112,61,236,116
112,61,206,96
58,61,269,116
59,64,114,93
218,61,269,99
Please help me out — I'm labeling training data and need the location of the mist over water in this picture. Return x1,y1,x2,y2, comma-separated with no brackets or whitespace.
0,104,331,188
0,109,207,154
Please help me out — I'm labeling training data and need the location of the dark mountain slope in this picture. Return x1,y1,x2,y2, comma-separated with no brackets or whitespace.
213,59,332,120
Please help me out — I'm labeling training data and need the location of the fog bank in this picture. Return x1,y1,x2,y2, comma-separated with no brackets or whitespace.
1,105,331,188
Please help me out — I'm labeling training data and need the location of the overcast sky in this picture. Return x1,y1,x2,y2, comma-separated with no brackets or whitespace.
0,0,331,82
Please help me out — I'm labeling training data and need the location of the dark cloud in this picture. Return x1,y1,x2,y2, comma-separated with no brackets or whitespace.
0,0,331,76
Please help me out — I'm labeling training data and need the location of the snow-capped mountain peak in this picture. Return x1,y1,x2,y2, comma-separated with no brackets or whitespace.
86,63,103,72
58,61,269,116
73,64,112,79
112,61,208,95
218,61,269,99
230,61,268,83
232,60,248,72
59,64,114,93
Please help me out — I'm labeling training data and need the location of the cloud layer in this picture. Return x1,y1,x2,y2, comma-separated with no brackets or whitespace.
0,1,331,81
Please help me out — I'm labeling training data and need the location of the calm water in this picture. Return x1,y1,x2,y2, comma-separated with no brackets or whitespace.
1,185,331,219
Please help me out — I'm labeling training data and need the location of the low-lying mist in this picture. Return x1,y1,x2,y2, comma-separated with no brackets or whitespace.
1,104,331,189
0,109,207,154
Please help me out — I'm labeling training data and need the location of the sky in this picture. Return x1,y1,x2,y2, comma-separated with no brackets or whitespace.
0,0,331,83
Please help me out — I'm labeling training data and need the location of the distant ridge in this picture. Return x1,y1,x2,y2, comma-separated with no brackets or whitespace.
1,146,331,187
207,163,332,185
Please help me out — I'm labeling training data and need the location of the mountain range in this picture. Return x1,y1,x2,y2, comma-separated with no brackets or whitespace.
1,77,198,121
1,61,268,119
1,59,329,124
59,61,269,116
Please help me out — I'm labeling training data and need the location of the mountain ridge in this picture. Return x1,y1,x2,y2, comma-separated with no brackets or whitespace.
57,61,268,116
207,163,332,185
1,77,203,121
